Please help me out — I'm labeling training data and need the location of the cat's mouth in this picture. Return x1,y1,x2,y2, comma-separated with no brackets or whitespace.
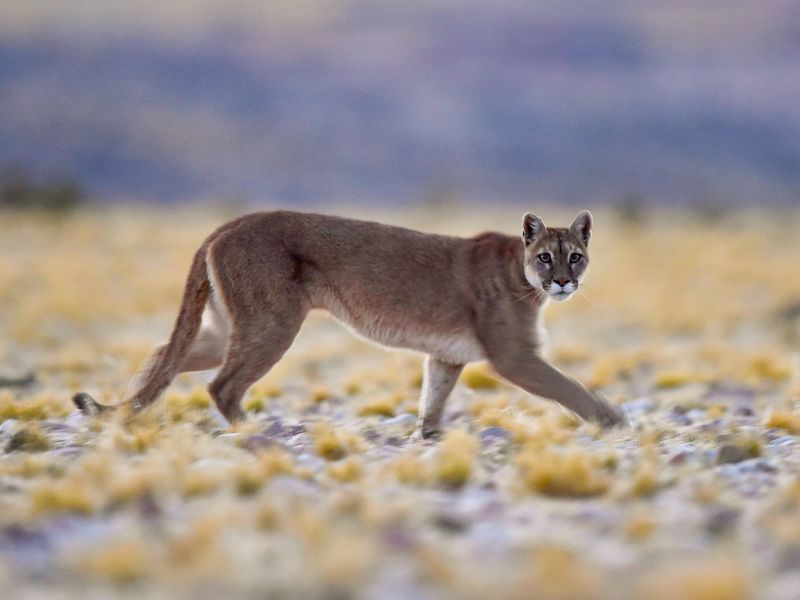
549,290,573,301
547,282,577,301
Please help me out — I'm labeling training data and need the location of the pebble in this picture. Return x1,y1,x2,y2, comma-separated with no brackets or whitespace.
244,434,281,452
623,398,656,414
0,419,19,436
716,444,752,465
296,452,326,472
383,413,417,429
262,420,285,437
479,426,510,446
705,506,740,535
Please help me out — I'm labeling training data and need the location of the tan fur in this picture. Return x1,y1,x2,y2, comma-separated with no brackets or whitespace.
73,210,625,436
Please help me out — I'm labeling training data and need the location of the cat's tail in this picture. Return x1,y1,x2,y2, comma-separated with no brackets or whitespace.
73,244,211,416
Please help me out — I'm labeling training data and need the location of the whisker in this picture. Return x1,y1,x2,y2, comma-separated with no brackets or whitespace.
515,287,541,302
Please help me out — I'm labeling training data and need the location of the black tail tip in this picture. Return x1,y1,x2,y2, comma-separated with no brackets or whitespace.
72,392,111,416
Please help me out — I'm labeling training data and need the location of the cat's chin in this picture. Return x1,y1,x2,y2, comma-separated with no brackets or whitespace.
549,291,573,302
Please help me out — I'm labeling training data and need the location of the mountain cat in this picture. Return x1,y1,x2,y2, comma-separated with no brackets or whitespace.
74,210,625,437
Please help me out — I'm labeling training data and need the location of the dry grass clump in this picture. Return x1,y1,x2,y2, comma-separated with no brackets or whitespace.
434,429,478,488
311,422,362,460
74,539,153,583
654,370,705,389
623,509,658,540
636,556,752,600
233,449,297,495
390,451,429,486
30,477,99,515
357,391,404,417
516,444,611,498
0,391,72,422
622,445,664,498
460,363,501,390
747,353,792,382
327,457,363,482
5,425,50,453
763,408,800,434
164,387,212,421
518,545,606,600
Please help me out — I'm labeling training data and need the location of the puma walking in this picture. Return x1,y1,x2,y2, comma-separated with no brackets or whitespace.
73,210,625,437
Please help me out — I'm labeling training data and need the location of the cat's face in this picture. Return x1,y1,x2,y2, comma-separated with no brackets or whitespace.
522,210,592,302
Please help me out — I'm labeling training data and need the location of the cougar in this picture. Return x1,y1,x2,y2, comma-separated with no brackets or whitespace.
73,210,625,437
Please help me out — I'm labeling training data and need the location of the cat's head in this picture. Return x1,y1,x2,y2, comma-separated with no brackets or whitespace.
521,210,592,302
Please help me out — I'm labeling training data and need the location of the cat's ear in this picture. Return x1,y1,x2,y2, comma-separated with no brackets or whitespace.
570,210,592,245
522,213,546,246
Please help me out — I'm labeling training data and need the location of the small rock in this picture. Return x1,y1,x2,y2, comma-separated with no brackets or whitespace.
624,398,656,414
244,433,281,452
717,444,752,465
383,413,417,429
262,420,285,437
362,427,381,442
770,435,797,448
284,424,306,438
479,427,510,445
0,372,36,388
0,419,19,436
216,433,241,445
706,507,740,535
296,452,325,472
432,511,469,533
382,525,417,552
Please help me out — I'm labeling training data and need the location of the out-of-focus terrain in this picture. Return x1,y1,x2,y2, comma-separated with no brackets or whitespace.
2,0,799,204
0,205,799,599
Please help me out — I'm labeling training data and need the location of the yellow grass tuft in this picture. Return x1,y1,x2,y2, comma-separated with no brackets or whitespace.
434,430,477,488
391,451,429,486
311,385,332,403
748,354,791,382
654,370,701,389
30,478,98,515
76,540,152,583
5,425,50,453
460,363,501,390
357,392,403,417
243,395,266,413
624,509,658,541
311,422,361,460
626,447,663,497
763,409,800,434
328,457,363,482
0,391,72,422
636,557,751,600
517,445,610,498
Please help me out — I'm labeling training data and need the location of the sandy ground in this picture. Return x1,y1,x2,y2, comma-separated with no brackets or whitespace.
0,205,799,599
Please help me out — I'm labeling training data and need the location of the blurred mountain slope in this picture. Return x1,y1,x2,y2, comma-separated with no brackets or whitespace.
1,0,798,203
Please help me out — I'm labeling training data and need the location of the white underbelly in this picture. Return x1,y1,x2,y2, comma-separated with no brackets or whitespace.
324,303,484,364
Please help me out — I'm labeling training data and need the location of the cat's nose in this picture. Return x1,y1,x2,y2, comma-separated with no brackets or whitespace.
554,278,570,287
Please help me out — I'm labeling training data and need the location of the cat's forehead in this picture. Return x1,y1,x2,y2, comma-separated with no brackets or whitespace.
533,228,586,254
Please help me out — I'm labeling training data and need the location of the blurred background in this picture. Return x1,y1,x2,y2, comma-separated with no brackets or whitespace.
1,0,798,210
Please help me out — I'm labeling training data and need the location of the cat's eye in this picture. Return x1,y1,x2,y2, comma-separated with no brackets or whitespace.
538,253,552,264
569,253,583,264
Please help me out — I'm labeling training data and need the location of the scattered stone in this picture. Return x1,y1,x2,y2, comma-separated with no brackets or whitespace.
706,507,740,535
479,427,510,445
717,444,753,465
0,372,36,388
383,413,417,429
624,398,656,414
432,510,469,533
5,428,50,453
